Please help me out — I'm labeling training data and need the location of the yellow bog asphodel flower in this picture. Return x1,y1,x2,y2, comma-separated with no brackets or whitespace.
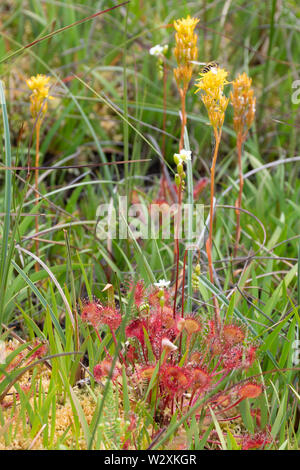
26,74,52,119
195,66,230,131
230,72,256,136
173,15,199,89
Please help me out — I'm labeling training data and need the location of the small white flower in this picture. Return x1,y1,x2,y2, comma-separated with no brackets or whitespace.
149,44,164,57
174,149,192,164
154,279,170,289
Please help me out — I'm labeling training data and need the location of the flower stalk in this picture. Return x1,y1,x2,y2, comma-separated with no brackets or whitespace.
195,65,229,328
26,74,52,271
230,72,256,258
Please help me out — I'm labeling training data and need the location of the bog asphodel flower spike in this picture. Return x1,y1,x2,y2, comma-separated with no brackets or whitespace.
195,65,230,328
26,74,53,271
172,16,198,323
173,15,199,150
195,65,230,132
230,72,256,258
26,74,52,119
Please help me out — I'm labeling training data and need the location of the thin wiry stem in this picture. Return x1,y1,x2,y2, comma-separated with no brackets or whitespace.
34,119,41,272
179,87,187,151
234,133,244,258
206,128,221,327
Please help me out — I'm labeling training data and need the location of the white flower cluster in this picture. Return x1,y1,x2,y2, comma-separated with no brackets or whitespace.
149,44,168,57
174,148,192,164
154,279,170,289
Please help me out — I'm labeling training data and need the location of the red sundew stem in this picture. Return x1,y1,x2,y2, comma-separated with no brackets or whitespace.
173,183,182,318
93,326,112,359
188,390,196,408
181,248,188,317
217,414,241,422
191,371,230,407
199,342,210,367
211,356,225,374
153,313,165,435
210,397,244,416
110,329,127,366
211,368,226,377
212,370,230,389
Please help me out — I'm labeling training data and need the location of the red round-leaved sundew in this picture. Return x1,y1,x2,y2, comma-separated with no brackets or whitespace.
31,340,48,359
222,324,245,345
190,367,211,391
241,431,271,450
210,336,224,355
250,408,261,427
81,300,103,327
183,316,202,335
100,306,122,330
93,360,119,383
189,350,203,366
223,345,244,369
125,319,147,346
131,280,145,309
161,365,191,393
243,344,257,368
212,393,231,408
149,287,170,307
140,366,155,380
238,382,263,399
93,364,104,383
126,344,139,364
81,300,121,330
161,306,177,329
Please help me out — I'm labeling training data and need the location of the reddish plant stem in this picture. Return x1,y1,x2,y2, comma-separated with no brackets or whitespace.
173,184,182,318
162,58,167,159
206,128,221,329
179,87,187,152
110,329,127,366
34,119,41,272
172,85,187,311
178,248,189,360
93,327,111,359
234,133,244,258
210,397,244,417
